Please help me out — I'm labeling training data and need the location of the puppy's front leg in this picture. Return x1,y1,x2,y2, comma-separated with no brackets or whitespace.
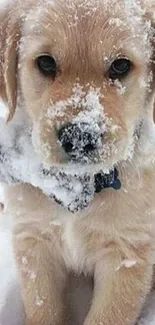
13,225,67,325
84,251,152,325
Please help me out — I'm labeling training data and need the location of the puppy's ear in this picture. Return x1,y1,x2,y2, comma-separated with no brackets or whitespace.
0,6,20,121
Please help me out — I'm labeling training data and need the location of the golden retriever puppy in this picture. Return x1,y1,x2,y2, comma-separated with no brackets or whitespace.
1,0,155,324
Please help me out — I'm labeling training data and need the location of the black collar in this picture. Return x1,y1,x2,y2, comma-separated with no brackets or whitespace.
53,167,121,213
94,168,121,193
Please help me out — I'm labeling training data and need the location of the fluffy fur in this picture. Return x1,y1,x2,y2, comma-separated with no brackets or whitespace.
1,0,155,324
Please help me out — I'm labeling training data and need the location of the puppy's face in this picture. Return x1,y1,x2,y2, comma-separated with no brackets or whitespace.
3,0,155,172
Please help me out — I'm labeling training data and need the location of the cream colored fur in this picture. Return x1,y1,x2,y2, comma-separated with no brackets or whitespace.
1,0,155,324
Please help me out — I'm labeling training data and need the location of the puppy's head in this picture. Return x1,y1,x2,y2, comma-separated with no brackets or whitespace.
1,0,155,173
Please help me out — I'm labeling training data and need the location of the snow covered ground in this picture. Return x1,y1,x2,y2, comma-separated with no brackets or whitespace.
0,205,24,325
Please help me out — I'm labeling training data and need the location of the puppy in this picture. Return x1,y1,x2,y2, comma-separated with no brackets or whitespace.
1,0,155,324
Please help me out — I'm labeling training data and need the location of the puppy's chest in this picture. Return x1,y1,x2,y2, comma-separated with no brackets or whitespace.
61,217,106,274
60,186,155,273
62,220,87,273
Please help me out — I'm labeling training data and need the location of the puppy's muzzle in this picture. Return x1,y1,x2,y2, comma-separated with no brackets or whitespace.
58,123,100,159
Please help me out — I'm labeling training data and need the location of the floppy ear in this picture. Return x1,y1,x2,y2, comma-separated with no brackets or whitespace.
0,5,20,121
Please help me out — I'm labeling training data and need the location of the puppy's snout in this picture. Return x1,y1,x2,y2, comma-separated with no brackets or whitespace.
58,123,100,158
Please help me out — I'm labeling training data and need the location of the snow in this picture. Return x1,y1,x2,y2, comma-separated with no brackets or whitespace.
0,101,8,119
115,259,137,271
114,79,127,95
0,200,25,325
0,0,10,9
35,293,45,307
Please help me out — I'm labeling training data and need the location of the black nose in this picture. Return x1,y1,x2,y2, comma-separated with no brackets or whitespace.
58,123,99,157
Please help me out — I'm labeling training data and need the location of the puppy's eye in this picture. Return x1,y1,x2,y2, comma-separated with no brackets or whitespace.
36,55,57,78
109,58,131,80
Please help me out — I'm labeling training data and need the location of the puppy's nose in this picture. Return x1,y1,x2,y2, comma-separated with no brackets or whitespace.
58,123,99,157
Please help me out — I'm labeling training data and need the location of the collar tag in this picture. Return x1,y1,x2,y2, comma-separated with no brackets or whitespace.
94,168,121,193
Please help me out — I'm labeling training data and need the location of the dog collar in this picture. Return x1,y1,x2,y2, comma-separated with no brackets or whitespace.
0,140,121,212
53,168,121,212
94,168,121,193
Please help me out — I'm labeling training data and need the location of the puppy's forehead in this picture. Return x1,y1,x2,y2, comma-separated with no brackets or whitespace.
22,0,151,64
24,0,145,34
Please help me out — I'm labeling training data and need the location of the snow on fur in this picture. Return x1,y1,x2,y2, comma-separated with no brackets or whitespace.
0,94,97,212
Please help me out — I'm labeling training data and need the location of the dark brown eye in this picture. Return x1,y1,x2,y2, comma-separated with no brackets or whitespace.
109,58,131,80
36,55,57,78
